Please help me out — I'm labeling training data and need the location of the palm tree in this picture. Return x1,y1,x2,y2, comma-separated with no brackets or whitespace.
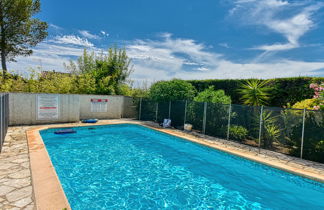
239,80,271,106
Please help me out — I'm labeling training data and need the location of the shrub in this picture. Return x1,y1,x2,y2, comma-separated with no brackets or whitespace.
229,125,248,141
309,83,324,110
188,77,324,107
194,86,231,104
292,99,318,110
149,79,196,101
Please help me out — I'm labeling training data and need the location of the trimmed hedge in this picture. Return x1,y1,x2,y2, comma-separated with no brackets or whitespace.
187,77,324,107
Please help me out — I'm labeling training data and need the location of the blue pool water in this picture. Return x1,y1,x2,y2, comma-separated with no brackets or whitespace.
41,124,324,210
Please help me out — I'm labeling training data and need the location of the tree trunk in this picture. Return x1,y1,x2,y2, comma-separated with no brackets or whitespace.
1,49,6,74
0,5,6,77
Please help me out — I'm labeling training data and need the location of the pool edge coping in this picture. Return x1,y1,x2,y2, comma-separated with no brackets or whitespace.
27,120,324,209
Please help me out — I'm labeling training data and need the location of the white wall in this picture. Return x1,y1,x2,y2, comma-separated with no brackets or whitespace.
79,95,124,119
9,93,80,125
8,93,138,125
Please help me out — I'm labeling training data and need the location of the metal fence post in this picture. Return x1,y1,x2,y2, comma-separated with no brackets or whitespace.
183,100,188,127
226,103,232,140
155,102,159,122
258,106,264,153
168,101,171,119
202,102,207,134
0,95,3,152
138,98,142,120
300,108,306,159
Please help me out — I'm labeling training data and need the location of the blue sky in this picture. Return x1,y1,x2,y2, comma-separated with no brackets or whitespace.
9,0,324,84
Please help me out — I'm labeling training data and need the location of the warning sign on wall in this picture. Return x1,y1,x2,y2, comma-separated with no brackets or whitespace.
37,95,59,120
91,99,108,112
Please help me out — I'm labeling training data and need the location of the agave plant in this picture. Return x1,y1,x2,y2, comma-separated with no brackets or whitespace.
239,80,271,106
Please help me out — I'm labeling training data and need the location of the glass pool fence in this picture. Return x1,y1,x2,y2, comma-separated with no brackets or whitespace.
137,99,324,164
0,93,9,153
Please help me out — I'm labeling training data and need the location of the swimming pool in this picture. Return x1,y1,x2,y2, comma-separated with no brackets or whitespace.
40,124,324,209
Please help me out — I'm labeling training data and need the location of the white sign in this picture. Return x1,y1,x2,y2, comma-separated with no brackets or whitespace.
91,99,108,112
37,95,59,120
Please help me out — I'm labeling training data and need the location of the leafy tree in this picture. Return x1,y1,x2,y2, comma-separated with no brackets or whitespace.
149,79,196,101
65,48,132,95
238,80,271,106
130,88,149,98
194,86,231,104
0,0,48,73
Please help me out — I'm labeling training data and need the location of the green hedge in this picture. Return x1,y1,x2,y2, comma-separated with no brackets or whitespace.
187,77,324,107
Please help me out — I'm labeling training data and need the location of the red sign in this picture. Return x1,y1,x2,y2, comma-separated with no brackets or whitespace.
91,99,108,102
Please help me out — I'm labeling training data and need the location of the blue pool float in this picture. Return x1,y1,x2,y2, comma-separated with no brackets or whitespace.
54,129,76,134
82,119,98,123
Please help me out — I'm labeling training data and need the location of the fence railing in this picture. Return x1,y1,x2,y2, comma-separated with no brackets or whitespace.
137,99,324,164
0,93,9,153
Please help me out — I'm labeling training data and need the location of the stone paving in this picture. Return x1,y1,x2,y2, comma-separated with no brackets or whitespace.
0,127,35,210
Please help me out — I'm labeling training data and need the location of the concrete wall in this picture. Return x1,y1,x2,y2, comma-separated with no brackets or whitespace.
9,93,80,125
8,93,137,125
79,95,124,120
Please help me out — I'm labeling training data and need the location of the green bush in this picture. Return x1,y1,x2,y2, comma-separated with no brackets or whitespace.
229,125,248,141
188,77,324,107
149,79,196,101
194,86,231,104
292,99,318,110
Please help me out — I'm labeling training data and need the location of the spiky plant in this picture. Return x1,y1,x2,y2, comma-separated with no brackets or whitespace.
239,80,271,106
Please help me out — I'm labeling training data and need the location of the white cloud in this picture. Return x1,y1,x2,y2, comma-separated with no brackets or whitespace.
49,23,63,31
52,35,94,47
7,33,324,83
126,34,324,83
232,0,324,51
79,30,100,40
219,43,230,48
100,31,109,37
252,43,296,51
8,36,100,74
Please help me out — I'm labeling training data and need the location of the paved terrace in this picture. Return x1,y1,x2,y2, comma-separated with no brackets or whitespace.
0,119,324,209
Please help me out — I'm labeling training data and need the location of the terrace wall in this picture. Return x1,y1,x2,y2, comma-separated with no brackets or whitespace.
8,93,137,125
79,95,124,119
9,93,80,125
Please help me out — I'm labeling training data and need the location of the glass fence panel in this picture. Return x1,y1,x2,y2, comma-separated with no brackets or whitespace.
132,97,140,120
205,103,230,139
185,101,204,133
170,101,186,129
157,102,170,123
261,107,303,157
303,110,324,163
0,93,9,153
140,99,156,121
136,98,324,164
229,104,260,147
